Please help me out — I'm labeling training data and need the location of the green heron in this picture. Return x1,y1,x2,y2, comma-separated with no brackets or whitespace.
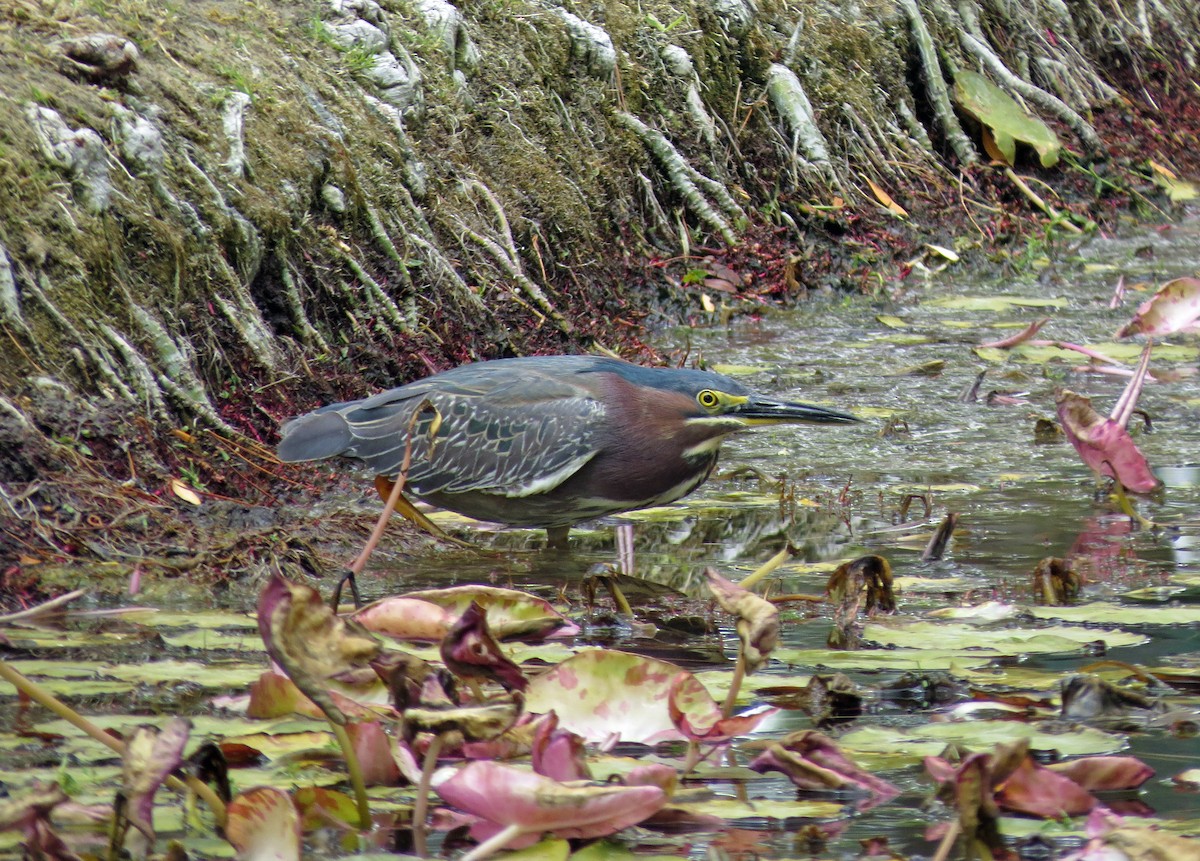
278,355,859,546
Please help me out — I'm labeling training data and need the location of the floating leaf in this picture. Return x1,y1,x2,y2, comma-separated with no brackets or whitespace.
1028,603,1200,625
1047,756,1153,791
862,619,1146,654
351,597,454,642
1056,343,1161,493
225,787,301,861
526,649,770,745
436,761,666,844
1115,277,1200,338
121,717,191,842
954,70,1061,167
926,295,1067,311
402,585,576,641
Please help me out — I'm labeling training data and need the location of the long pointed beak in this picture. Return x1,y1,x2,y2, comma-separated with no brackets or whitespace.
732,396,861,426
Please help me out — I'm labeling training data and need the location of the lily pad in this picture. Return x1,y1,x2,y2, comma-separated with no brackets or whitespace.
862,620,1147,655
924,295,1067,311
840,721,1124,761
774,647,993,672
668,796,844,823
1027,603,1200,626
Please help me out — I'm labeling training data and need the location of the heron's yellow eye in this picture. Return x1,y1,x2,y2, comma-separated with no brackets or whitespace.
697,389,721,409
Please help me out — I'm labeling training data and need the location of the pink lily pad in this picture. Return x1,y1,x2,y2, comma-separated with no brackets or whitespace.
1115,276,1200,338
526,648,769,744
1046,755,1154,791
351,597,454,642
436,760,665,839
404,585,578,641
1056,343,1160,493
225,787,301,861
121,717,191,842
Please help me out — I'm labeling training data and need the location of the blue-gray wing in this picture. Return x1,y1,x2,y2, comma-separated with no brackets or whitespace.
278,373,605,497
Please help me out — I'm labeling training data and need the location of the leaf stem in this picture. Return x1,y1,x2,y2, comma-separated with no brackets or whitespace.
330,721,372,830
738,545,791,590
721,650,746,720
412,735,445,857
459,822,527,861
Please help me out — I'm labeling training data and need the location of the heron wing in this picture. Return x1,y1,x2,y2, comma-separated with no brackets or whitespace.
279,371,606,497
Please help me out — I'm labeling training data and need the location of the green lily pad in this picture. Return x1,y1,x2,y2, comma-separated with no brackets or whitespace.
710,364,767,376
572,842,682,861
669,796,844,822
974,346,1012,363
862,620,1147,655
1011,341,1197,365
774,647,994,672
954,70,1061,167
122,608,258,629
840,720,1124,760
1027,603,1200,626
925,295,1068,311
160,629,266,651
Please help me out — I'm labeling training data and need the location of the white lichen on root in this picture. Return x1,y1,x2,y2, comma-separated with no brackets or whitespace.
616,112,742,247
